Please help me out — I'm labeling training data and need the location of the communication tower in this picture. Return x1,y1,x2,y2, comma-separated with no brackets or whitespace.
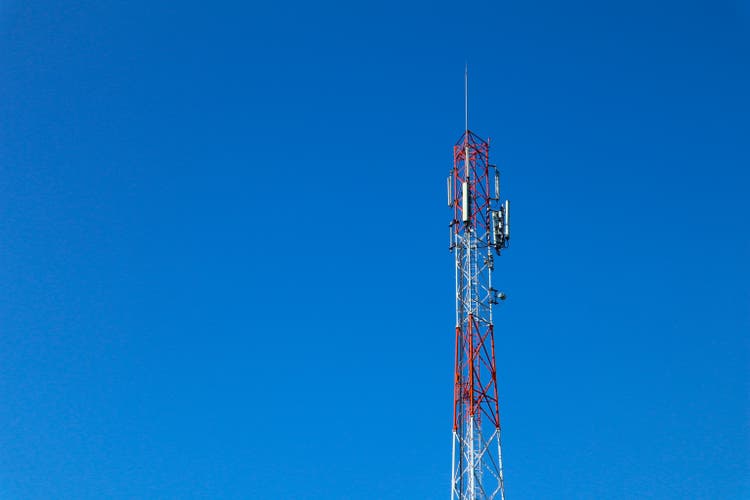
448,68,510,500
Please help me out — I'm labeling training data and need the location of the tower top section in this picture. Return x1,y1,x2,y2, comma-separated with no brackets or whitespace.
448,68,511,500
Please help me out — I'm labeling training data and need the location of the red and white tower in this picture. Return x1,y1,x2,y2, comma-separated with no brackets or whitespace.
448,69,510,500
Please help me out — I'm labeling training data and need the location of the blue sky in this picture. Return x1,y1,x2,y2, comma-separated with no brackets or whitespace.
0,1,748,498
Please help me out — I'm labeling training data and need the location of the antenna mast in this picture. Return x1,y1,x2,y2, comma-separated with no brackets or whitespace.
465,64,469,134
448,68,511,500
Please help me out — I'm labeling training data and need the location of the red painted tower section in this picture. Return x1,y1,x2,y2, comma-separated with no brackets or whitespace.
448,127,510,499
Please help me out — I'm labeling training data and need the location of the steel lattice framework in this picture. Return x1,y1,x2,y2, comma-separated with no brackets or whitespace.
448,128,510,500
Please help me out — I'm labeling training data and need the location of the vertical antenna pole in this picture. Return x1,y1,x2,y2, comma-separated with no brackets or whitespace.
464,63,470,181
465,63,469,134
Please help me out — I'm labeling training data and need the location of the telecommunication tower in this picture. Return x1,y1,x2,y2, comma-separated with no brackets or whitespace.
448,68,510,500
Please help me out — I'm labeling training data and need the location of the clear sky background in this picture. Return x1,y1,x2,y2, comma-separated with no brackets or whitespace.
1,1,748,498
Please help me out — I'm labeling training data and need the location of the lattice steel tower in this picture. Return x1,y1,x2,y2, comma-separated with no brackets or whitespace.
448,68,510,500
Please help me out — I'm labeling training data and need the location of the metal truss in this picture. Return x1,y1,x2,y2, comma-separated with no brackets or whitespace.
448,130,509,500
